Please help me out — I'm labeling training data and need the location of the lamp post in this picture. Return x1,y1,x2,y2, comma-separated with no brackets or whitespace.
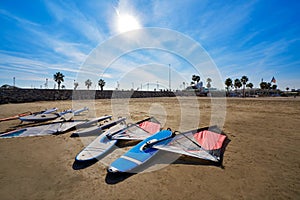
45,78,48,89
168,64,171,91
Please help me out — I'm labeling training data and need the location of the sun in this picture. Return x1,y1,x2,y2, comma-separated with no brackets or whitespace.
117,13,141,33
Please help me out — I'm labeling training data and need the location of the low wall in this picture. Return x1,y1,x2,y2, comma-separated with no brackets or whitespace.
0,88,207,104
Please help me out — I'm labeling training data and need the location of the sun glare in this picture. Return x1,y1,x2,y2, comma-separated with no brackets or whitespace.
117,14,141,33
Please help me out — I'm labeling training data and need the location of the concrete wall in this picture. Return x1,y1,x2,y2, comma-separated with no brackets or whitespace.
0,88,206,104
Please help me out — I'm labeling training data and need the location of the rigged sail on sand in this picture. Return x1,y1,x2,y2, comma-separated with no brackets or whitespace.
109,117,161,140
153,126,227,162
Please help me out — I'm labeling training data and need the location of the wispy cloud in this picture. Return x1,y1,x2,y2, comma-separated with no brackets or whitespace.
0,3,95,87
0,50,84,88
0,1,299,90
210,37,300,88
44,1,106,44
0,9,40,26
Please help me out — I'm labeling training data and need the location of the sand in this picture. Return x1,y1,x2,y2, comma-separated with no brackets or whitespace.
0,97,299,199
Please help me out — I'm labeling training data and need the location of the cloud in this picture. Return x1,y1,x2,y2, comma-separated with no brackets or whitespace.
75,27,226,90
0,9,40,26
0,4,91,74
49,40,88,63
44,1,106,43
1,1,299,90
0,50,81,88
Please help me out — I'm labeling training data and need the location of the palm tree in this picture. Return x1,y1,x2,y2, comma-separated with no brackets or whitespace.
206,78,212,90
225,78,233,95
192,75,200,84
286,87,289,91
85,79,92,90
74,82,79,90
272,84,278,96
260,82,267,89
246,82,254,96
240,76,249,97
266,82,272,95
234,79,242,94
246,83,253,89
53,72,64,90
260,81,268,95
98,79,106,91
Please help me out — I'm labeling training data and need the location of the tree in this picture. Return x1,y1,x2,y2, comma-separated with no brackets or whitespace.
206,78,212,89
53,72,64,90
85,79,92,90
286,87,289,91
246,83,253,89
240,76,249,97
192,75,200,84
74,82,79,90
246,82,254,95
234,79,242,93
225,78,233,95
98,79,106,91
266,82,272,95
61,85,65,89
260,81,268,94
272,85,277,90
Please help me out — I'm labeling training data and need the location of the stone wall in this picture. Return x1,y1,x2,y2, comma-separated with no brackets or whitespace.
0,88,207,104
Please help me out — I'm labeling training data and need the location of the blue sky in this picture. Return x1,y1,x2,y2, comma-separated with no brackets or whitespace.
0,0,299,90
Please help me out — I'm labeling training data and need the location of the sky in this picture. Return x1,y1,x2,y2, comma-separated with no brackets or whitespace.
0,0,299,90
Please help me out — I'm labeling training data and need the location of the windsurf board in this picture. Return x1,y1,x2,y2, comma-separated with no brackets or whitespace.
75,122,127,162
72,117,125,137
107,129,173,173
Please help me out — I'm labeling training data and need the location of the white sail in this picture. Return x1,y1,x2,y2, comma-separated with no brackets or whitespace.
153,127,227,162
111,117,161,140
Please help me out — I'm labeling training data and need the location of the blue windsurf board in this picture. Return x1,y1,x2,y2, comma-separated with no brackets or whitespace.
107,129,173,173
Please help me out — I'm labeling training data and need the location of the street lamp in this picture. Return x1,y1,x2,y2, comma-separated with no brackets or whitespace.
168,64,171,91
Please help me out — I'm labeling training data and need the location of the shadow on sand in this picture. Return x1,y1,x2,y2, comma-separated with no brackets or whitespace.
103,154,222,185
72,159,99,170
71,141,138,170
105,172,135,184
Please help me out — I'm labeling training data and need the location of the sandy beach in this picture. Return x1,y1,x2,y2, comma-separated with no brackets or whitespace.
0,97,299,199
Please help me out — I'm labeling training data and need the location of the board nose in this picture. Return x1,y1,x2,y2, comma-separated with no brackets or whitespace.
107,166,119,173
